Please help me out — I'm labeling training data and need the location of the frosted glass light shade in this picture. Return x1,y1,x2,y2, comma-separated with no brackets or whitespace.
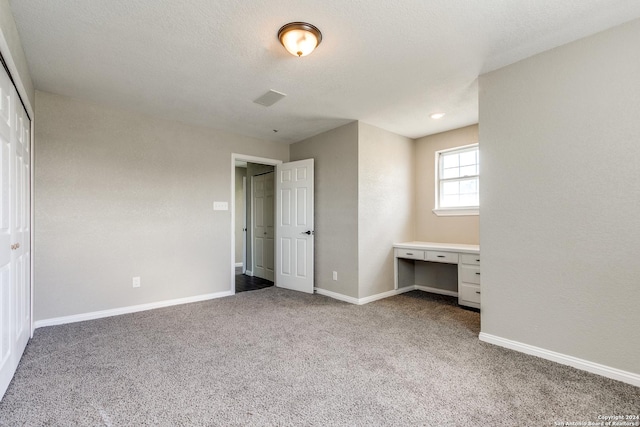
278,22,322,57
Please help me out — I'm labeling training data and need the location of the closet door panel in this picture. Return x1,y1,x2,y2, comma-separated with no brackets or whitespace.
0,65,31,400
12,103,29,351
0,65,14,399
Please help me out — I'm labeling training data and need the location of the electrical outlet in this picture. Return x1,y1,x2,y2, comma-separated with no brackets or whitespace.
332,271,338,281
213,201,228,211
132,276,141,288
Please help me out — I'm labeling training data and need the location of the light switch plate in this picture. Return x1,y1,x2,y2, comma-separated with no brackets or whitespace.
213,201,229,211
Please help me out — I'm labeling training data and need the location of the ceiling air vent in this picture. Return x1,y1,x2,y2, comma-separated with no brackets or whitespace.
253,90,287,107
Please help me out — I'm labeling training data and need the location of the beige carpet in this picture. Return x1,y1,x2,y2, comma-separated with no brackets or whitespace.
0,288,637,426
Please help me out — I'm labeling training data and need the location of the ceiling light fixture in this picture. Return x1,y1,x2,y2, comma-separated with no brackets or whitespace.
278,22,322,57
430,113,446,119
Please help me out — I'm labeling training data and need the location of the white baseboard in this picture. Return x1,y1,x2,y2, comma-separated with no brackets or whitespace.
479,332,640,388
358,287,416,305
245,270,253,277
414,285,458,297
314,288,360,304
314,286,416,305
34,290,234,329
234,262,243,268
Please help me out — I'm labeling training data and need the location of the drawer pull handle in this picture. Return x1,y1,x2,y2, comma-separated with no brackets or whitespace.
406,253,413,256
476,291,481,294
437,255,445,258
475,272,480,275
476,259,480,262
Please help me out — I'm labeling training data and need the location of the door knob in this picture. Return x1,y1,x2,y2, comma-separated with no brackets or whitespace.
301,230,314,235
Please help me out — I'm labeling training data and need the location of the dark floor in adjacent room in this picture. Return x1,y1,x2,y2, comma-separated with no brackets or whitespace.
235,267,273,292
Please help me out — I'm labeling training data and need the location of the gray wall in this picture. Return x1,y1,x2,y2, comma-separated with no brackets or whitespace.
358,122,414,298
291,121,415,300
479,18,640,374
415,125,479,244
0,0,34,108
34,91,288,321
290,122,359,299
234,167,246,264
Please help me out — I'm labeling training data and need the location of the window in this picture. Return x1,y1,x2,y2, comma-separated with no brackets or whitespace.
434,144,479,216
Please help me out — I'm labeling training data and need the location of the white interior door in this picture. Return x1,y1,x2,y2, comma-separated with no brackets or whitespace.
252,172,274,281
0,64,31,400
276,159,314,294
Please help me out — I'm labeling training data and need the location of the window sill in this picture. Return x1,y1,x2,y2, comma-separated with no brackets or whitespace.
432,208,479,217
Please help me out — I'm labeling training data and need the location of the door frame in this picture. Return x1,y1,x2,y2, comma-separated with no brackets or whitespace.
241,176,247,274
249,174,255,277
230,154,282,294
0,33,35,338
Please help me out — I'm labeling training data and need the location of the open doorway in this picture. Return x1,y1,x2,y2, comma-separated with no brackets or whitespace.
231,154,282,293
231,154,315,295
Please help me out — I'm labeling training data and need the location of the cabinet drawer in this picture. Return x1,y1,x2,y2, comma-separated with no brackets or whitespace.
460,265,481,284
396,249,425,260
460,253,480,265
426,251,458,264
459,283,481,304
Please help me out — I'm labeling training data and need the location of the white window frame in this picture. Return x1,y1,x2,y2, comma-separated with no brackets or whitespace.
433,143,479,217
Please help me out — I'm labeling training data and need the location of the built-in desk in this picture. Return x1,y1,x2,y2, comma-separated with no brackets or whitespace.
394,241,481,309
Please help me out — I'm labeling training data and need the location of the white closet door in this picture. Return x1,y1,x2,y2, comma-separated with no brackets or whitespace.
12,97,30,353
0,61,14,400
252,172,274,281
0,63,31,401
253,174,266,279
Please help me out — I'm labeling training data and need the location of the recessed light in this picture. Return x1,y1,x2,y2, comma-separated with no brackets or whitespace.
430,113,446,120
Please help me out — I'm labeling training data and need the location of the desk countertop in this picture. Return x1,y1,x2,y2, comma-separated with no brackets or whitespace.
394,241,480,254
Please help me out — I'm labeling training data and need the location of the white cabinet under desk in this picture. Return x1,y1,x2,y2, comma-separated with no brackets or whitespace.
394,242,481,309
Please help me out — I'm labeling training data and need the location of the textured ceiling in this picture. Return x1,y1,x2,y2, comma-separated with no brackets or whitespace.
9,1,640,143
